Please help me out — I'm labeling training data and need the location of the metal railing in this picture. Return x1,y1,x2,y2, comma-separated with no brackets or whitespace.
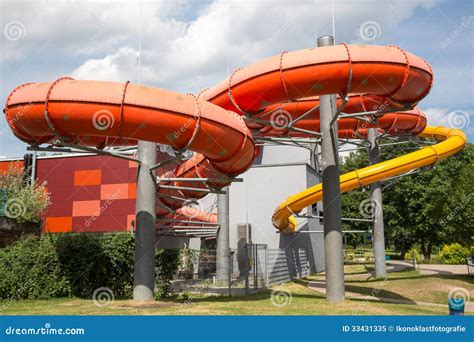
172,245,310,295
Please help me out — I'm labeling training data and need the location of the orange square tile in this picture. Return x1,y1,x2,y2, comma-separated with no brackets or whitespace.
74,169,102,186
128,183,136,199
44,217,73,233
100,184,129,200
72,200,101,217
128,160,138,168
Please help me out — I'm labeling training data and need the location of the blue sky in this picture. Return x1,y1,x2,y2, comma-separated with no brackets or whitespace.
0,0,472,158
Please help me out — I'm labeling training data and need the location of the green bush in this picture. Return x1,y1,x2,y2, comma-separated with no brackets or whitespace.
439,243,470,264
404,245,421,262
54,233,135,297
155,249,181,298
0,233,181,300
0,235,70,300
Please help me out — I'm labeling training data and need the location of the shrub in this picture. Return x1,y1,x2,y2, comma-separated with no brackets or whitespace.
0,163,50,224
155,249,181,298
404,245,421,262
54,233,135,298
0,233,181,300
440,243,470,264
0,234,70,300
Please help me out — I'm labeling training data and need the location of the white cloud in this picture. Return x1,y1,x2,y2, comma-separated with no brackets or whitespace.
2,0,437,93
424,107,473,136
72,47,140,82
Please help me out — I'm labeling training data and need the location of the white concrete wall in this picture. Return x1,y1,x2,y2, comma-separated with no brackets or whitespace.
188,144,326,272
227,163,309,249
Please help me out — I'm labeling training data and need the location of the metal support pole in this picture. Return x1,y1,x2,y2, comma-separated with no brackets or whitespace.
318,35,345,302
133,141,157,302
30,151,37,185
216,187,230,285
368,128,387,278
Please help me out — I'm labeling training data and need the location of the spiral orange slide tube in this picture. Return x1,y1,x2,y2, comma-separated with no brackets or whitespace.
3,44,467,229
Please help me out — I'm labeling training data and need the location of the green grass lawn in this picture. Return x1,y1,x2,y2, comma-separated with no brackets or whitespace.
306,264,473,307
1,264,472,315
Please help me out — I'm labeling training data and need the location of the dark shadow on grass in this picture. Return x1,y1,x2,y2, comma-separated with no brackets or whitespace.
346,274,473,283
344,284,416,304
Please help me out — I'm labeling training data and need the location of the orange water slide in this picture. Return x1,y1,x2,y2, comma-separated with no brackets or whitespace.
197,44,465,231
3,44,467,232
4,79,255,216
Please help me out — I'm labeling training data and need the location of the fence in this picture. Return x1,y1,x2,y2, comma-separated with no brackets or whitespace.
172,244,309,295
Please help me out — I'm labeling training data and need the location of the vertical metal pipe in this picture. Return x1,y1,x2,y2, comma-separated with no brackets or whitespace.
368,128,387,278
264,245,269,288
30,151,37,185
216,187,230,285
318,35,345,302
133,141,157,302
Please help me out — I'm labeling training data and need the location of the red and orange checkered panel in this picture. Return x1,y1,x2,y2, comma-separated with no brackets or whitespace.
37,155,138,233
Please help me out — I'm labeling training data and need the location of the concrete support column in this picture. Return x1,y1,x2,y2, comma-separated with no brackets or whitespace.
318,35,345,302
133,141,157,302
368,128,387,278
216,187,230,285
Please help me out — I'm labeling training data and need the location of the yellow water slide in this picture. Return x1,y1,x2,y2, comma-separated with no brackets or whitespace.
272,126,467,232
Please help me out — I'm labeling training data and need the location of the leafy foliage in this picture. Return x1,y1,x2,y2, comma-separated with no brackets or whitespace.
155,249,181,298
0,233,181,300
439,243,470,264
404,244,421,262
0,235,70,300
340,141,473,259
0,163,50,223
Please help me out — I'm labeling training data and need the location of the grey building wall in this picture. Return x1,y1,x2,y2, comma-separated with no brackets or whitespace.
267,248,310,286
227,145,325,274
186,144,326,275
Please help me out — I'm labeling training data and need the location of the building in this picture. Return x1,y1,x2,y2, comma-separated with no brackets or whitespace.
0,144,325,273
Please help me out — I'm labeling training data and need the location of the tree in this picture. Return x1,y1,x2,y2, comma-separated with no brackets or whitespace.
340,140,473,259
0,163,50,224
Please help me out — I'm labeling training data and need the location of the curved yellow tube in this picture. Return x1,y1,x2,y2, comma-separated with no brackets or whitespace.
272,126,467,232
